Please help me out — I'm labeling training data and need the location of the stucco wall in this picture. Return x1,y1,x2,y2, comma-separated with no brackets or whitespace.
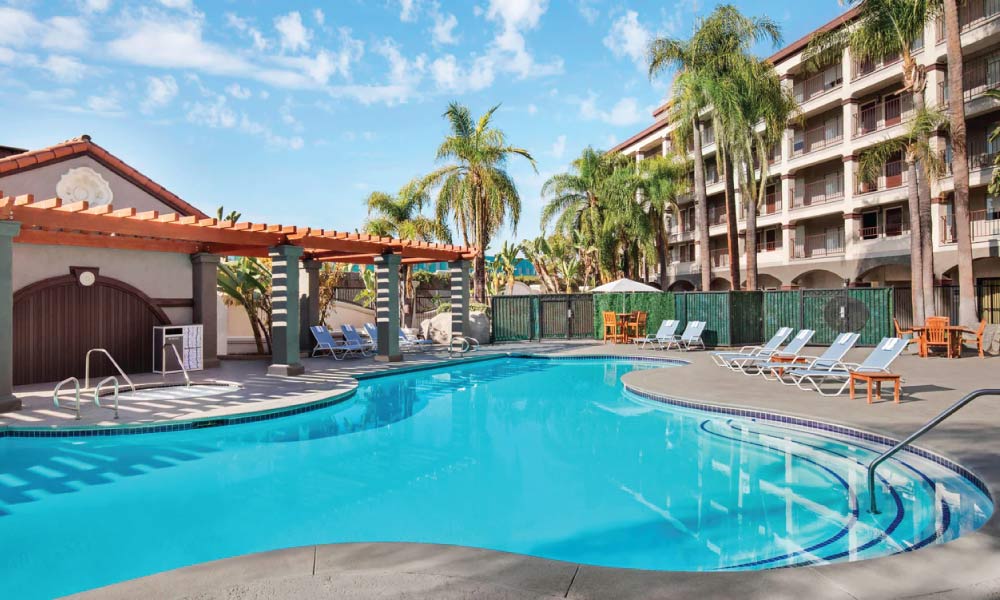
12,244,194,324
0,155,178,214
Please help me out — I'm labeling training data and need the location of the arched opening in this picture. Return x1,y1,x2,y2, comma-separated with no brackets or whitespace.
13,273,170,385
667,279,696,292
741,273,783,290
792,269,844,289
855,263,911,287
710,278,732,291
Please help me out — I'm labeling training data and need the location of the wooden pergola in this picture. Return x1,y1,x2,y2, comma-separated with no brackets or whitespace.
0,193,474,405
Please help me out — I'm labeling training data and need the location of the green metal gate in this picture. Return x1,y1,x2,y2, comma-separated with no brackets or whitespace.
762,288,893,346
491,294,593,341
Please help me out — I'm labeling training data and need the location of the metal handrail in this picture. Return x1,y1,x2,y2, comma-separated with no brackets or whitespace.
84,349,136,394
93,376,120,420
53,377,82,420
867,388,1000,513
162,343,191,387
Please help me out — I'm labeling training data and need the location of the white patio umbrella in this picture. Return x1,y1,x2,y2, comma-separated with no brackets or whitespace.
590,278,659,293
591,278,660,313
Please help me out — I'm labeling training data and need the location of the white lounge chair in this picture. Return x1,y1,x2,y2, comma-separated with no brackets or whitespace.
784,337,906,396
336,324,375,359
758,332,861,383
710,327,793,368
633,319,680,349
731,329,816,374
663,321,706,351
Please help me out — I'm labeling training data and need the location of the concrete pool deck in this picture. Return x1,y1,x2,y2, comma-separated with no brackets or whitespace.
20,341,999,599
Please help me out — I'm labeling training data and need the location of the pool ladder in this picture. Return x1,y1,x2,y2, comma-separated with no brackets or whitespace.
867,388,1000,513
52,349,137,420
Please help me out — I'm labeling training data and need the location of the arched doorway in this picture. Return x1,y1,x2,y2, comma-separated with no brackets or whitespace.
667,280,696,292
792,269,844,289
13,272,169,385
710,277,732,291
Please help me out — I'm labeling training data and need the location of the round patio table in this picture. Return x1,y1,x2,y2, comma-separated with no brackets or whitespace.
912,325,972,358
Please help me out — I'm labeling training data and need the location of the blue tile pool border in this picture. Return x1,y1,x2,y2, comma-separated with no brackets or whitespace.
623,383,994,502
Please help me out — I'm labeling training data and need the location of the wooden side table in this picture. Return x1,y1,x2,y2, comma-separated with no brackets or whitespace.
849,371,901,404
767,354,809,377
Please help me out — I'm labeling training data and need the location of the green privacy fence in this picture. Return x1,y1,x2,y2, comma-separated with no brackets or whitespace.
762,288,893,346
491,295,538,341
674,291,763,347
591,292,676,338
491,294,595,341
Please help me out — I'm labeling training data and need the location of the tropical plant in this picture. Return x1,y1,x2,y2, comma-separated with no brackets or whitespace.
422,102,536,303
217,257,272,354
353,267,377,309
637,155,689,289
317,262,349,323
650,4,782,290
494,240,523,292
363,183,451,327
554,255,581,293
805,0,939,322
521,236,560,292
945,0,977,326
215,206,241,224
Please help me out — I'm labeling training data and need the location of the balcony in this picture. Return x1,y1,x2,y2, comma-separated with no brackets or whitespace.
707,205,728,226
851,53,901,81
936,0,1000,41
940,210,1000,242
858,221,910,241
856,158,907,194
709,248,730,268
938,50,1000,105
755,238,782,253
792,175,844,209
793,122,843,157
793,229,846,259
793,64,844,104
854,94,913,137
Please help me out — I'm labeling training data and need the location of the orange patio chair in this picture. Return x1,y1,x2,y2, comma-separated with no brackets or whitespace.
893,318,919,353
602,311,622,343
628,311,648,341
961,319,988,358
923,316,952,358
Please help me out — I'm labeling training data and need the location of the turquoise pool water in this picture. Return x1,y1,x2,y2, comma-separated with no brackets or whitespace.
0,357,992,598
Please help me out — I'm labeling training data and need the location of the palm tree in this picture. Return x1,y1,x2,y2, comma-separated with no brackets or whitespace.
733,58,800,290
494,240,523,293
637,155,688,289
423,102,536,303
806,0,938,323
217,257,272,354
650,4,782,290
521,236,560,292
364,182,451,327
943,0,977,327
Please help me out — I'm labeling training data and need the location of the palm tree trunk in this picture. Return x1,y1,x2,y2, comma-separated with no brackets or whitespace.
692,116,710,291
474,189,488,304
745,162,760,290
917,157,936,316
404,265,416,329
722,149,741,289
656,219,669,290
906,157,926,324
944,0,977,327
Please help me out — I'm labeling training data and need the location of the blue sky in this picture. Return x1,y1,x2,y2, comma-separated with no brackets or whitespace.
0,0,845,251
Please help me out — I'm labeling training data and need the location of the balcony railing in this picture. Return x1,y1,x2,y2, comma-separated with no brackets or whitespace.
794,65,844,103
756,239,782,253
858,221,910,240
940,51,1000,105
792,176,844,208
936,0,1000,41
709,248,730,268
793,122,843,157
857,159,906,193
852,53,901,80
707,206,728,226
940,210,1000,242
794,229,846,259
855,95,913,137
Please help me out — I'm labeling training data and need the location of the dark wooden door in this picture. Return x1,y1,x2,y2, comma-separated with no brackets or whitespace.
13,275,168,385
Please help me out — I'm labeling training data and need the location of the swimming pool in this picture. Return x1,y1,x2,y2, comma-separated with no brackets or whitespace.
0,356,992,598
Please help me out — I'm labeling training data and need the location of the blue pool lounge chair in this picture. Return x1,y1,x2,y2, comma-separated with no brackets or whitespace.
311,325,370,359
310,325,338,357
365,322,433,352
731,329,815,374
759,332,861,383
663,321,706,351
340,324,375,356
633,320,680,349
785,337,906,396
710,327,793,368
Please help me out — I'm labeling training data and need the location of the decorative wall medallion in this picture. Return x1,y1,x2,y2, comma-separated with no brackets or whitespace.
56,167,114,206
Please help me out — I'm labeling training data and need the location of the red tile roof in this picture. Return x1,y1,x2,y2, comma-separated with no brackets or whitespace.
0,135,208,218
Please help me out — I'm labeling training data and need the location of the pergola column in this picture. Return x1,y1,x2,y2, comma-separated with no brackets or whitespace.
268,244,305,376
300,259,322,353
374,252,402,362
449,259,471,339
0,220,20,412
191,253,221,368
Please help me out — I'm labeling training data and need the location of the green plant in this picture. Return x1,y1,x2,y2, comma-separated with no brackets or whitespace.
218,257,272,354
318,262,349,323
353,268,377,309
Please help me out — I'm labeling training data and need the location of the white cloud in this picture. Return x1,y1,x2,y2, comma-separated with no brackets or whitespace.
399,0,418,22
275,11,312,53
186,95,238,128
551,134,566,159
483,0,562,80
87,93,123,115
578,93,646,126
42,55,86,83
603,10,652,69
82,0,112,12
577,0,599,24
486,0,547,30
431,11,458,45
226,83,252,99
329,37,425,105
430,53,494,93
43,17,90,52
0,8,40,47
109,17,254,75
142,75,178,112
280,97,304,132
527,103,537,115
226,13,269,51
313,9,325,26
158,0,194,11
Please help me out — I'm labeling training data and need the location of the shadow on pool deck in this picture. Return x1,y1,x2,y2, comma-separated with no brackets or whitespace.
41,341,1000,598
